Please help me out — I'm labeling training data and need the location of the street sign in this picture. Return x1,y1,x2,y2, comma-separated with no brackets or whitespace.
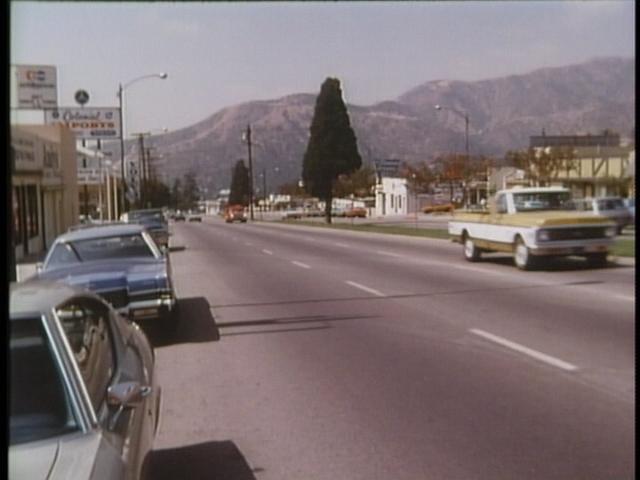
45,107,121,139
75,89,90,106
15,65,58,109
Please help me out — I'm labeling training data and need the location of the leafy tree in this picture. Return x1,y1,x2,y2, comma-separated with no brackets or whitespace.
228,160,250,206
144,179,171,208
333,164,376,198
302,78,362,223
180,172,200,210
505,146,577,187
399,161,434,194
170,178,181,210
278,181,307,197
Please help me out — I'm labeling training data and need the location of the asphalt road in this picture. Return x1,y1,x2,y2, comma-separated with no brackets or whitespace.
144,217,635,480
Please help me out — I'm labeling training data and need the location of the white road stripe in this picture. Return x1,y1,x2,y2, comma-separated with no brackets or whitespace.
470,329,578,372
335,243,350,248
291,261,311,269
262,249,273,255
345,281,386,297
614,294,635,302
375,250,403,258
454,264,512,277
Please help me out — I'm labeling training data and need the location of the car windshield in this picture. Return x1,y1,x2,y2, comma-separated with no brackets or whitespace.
513,192,574,212
128,211,166,224
597,199,625,210
46,234,156,268
10,317,78,445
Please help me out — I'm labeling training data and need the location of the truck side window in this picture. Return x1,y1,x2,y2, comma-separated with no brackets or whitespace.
496,194,507,214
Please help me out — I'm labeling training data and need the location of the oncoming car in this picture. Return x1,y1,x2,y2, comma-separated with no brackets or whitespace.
9,281,160,480
37,224,178,327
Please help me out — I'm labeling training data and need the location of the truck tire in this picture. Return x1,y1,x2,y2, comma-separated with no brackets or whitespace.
513,237,535,270
586,252,608,268
463,233,481,262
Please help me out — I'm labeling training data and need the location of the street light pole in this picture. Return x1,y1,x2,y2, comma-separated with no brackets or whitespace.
244,124,255,221
435,104,470,206
117,72,167,215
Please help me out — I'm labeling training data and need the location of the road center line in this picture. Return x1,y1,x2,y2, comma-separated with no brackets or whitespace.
454,265,512,277
470,328,578,372
614,294,635,302
345,281,386,297
262,249,273,255
291,261,311,269
335,243,350,248
375,250,403,258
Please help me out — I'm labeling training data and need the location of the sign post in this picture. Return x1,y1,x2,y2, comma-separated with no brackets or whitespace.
15,65,58,109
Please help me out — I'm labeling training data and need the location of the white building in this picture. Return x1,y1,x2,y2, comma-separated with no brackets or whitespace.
375,177,408,216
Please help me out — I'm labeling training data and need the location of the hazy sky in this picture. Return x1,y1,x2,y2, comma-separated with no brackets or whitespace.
10,1,635,135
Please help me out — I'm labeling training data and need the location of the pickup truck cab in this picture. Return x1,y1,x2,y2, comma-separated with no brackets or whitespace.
448,187,617,270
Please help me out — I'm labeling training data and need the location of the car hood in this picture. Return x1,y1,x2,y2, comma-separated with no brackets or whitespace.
40,258,168,292
9,432,106,480
511,211,616,227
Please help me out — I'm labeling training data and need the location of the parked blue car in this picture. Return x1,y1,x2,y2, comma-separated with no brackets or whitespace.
37,224,178,327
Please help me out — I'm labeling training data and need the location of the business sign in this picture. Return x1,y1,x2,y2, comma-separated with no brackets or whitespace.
15,65,58,109
45,107,121,139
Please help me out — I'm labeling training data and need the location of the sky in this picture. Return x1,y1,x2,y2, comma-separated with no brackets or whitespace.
10,1,635,135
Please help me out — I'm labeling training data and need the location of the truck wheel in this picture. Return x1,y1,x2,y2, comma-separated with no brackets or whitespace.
586,252,608,268
463,234,481,262
513,237,535,270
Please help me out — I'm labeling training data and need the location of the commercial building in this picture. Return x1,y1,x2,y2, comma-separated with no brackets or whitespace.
530,131,634,198
11,124,79,261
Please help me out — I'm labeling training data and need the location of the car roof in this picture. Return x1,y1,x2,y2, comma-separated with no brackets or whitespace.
500,187,569,194
56,223,146,242
128,208,164,214
10,280,96,316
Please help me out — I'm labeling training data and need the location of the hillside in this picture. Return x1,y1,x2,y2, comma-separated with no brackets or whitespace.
130,57,634,195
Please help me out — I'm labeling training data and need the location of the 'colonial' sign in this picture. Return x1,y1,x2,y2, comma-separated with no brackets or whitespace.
45,107,121,140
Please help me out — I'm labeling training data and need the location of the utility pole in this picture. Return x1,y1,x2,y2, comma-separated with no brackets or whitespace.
137,133,146,207
245,124,255,220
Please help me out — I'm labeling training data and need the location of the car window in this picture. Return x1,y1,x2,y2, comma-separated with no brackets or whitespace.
513,192,574,212
46,243,81,269
56,299,116,412
71,234,156,261
597,199,624,210
10,317,78,445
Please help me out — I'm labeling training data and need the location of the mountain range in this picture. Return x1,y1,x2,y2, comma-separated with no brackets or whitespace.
127,56,635,195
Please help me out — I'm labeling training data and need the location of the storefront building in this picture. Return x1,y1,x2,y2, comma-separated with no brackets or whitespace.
11,124,79,261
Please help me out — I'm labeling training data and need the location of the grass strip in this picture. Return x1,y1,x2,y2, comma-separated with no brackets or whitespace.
277,220,635,258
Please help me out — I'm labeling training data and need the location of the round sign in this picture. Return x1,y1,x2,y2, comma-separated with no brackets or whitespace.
75,89,90,106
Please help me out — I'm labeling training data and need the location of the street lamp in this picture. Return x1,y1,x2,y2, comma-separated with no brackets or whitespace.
118,72,168,215
435,104,470,206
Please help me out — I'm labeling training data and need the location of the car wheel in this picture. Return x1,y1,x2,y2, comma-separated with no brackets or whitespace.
586,252,608,268
513,237,535,270
462,233,481,262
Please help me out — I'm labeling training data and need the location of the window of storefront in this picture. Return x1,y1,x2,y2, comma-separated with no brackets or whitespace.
27,185,39,239
13,188,22,245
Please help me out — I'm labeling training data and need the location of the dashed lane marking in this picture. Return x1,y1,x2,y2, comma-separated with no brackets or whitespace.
345,281,386,297
291,261,311,269
470,328,578,372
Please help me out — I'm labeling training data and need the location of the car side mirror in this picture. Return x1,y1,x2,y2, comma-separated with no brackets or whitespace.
107,381,152,430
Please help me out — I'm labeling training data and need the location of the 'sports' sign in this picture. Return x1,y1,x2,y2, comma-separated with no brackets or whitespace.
45,107,121,139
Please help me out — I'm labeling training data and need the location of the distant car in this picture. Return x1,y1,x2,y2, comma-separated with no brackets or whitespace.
125,209,170,248
187,212,202,222
9,280,160,480
623,198,635,223
173,211,186,222
225,205,247,223
37,224,178,327
423,203,454,214
345,207,367,218
281,209,304,220
571,197,632,234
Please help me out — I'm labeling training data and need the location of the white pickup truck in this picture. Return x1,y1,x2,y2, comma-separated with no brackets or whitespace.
448,187,617,270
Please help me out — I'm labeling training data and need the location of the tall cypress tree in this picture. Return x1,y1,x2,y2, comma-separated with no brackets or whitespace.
229,160,250,206
303,78,362,223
